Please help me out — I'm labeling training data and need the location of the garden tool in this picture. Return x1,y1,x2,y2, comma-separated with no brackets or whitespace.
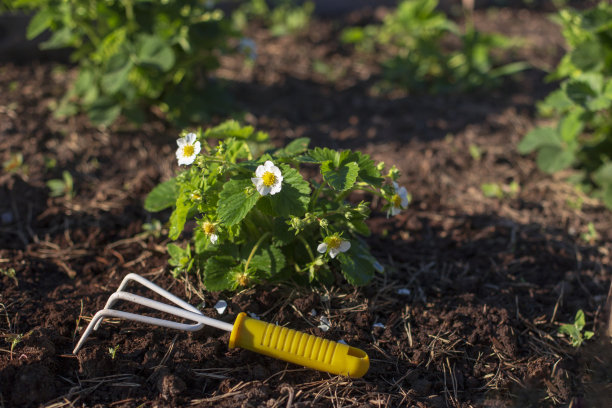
73,273,369,378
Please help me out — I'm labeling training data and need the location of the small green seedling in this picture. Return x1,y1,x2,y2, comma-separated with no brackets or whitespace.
46,171,75,199
469,144,482,161
558,309,594,347
3,152,27,174
5,333,24,360
481,181,519,199
1,267,18,286
581,222,599,244
108,345,119,360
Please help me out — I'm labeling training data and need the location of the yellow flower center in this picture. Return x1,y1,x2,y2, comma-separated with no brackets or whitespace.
191,192,201,200
202,222,215,235
262,171,276,187
183,145,195,157
392,194,402,207
326,236,342,249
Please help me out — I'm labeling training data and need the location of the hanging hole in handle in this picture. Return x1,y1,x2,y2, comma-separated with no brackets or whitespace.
347,346,367,358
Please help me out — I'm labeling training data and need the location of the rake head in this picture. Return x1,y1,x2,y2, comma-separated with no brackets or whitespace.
73,273,369,378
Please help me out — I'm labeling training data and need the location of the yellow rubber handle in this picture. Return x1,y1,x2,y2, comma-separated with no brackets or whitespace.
229,312,369,378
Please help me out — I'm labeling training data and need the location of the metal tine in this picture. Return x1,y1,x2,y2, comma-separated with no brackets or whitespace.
93,273,204,330
73,273,234,354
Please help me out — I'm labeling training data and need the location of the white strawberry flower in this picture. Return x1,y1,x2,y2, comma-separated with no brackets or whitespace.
389,181,410,216
317,235,350,259
176,133,201,166
251,160,283,196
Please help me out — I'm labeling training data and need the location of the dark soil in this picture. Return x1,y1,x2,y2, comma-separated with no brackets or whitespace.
1,5,611,408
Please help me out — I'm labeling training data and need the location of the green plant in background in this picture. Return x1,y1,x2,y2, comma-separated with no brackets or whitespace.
558,309,594,347
341,0,526,93
519,2,612,209
340,0,521,92
6,0,236,126
46,170,74,199
233,0,314,37
145,120,409,289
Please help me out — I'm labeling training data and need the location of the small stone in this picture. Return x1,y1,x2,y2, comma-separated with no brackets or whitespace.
214,300,227,315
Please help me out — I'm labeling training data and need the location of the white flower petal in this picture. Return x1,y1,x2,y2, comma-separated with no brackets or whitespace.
193,141,201,156
210,234,218,244
264,160,274,170
329,248,340,258
214,300,227,315
177,137,186,147
255,165,265,177
317,243,328,253
393,181,399,191
339,240,351,252
258,185,271,195
271,166,282,178
391,207,401,216
269,183,282,195
185,133,196,144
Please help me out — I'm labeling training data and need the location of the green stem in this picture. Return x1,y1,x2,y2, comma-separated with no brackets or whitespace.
244,232,271,275
309,181,325,211
297,235,315,262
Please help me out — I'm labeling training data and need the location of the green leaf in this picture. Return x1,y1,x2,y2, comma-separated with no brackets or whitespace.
144,178,179,212
337,247,375,286
570,40,603,72
250,245,286,276
593,162,612,187
354,151,384,186
87,97,121,126
558,111,584,143
218,179,259,226
169,194,193,240
203,120,255,140
267,165,310,216
101,52,133,95
540,89,573,111
348,219,371,236
574,309,586,330
27,9,53,40
565,80,596,107
276,137,310,157
517,127,561,154
321,161,359,191
558,324,580,341
302,147,336,163
137,35,175,72
536,146,575,173
40,26,73,50
203,256,239,291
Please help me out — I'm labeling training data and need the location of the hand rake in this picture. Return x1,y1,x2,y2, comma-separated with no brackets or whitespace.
73,273,369,378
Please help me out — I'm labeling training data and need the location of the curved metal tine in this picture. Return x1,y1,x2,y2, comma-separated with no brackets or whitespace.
73,294,234,354
74,309,199,354
93,273,204,330
94,291,204,332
